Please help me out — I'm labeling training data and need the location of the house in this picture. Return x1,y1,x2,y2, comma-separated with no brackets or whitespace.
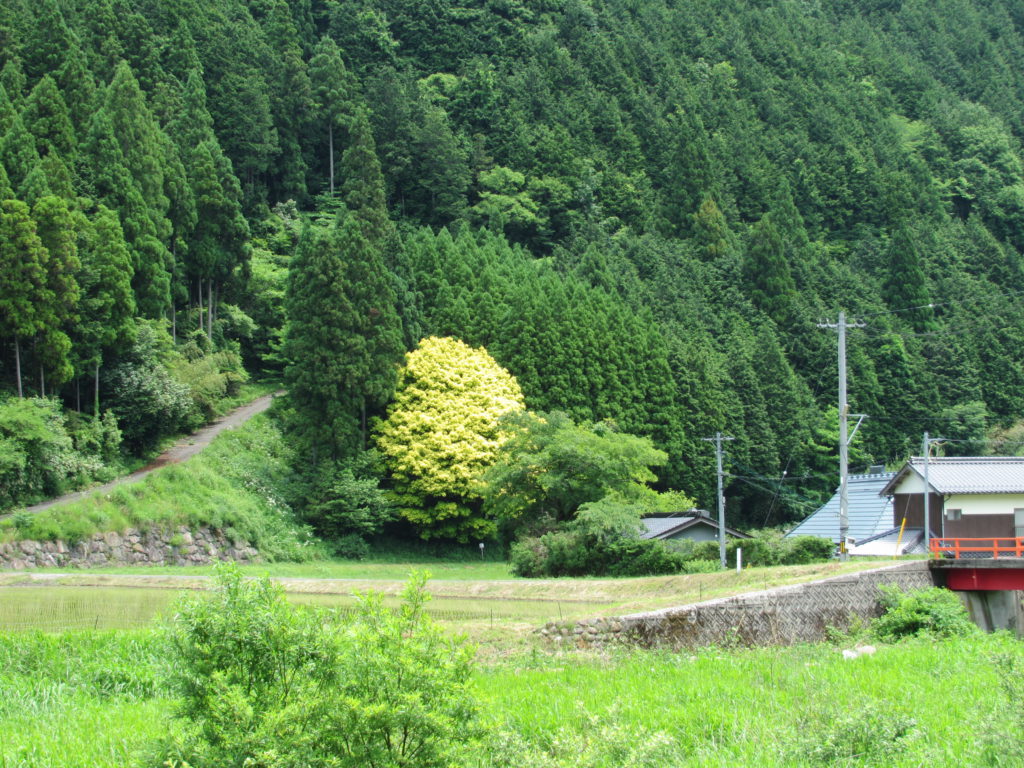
640,510,751,543
785,469,907,553
879,456,1024,542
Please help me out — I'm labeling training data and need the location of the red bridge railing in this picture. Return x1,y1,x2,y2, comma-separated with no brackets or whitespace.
930,537,1024,559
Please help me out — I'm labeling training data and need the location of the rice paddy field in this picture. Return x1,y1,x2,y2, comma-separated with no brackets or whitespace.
0,558,891,635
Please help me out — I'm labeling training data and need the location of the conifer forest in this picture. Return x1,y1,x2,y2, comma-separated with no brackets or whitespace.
4,0,1024,539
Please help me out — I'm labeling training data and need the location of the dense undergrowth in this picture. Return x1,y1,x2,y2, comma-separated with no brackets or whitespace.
0,413,320,562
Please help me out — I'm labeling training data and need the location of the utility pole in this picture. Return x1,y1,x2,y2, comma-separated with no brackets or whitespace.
818,311,866,560
921,432,945,552
703,432,734,569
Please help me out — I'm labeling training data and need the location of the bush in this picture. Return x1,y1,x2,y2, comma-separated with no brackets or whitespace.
688,531,834,568
0,396,111,510
872,585,978,641
508,529,686,577
780,535,836,564
104,323,200,451
333,533,371,560
508,536,550,577
301,453,393,542
157,565,481,767
173,342,249,420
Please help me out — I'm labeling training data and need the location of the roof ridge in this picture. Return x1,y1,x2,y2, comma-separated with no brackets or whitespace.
908,456,1024,463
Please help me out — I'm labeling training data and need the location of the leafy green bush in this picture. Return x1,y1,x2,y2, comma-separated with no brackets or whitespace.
333,533,371,559
104,323,200,451
688,530,834,568
156,565,480,767
872,585,978,641
0,396,116,510
508,529,686,577
300,453,394,544
172,342,249,420
781,535,836,564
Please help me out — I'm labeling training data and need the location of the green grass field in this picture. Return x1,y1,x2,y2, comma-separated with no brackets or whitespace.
1,627,1020,768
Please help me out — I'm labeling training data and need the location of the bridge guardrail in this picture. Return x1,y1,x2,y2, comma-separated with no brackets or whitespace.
930,537,1024,559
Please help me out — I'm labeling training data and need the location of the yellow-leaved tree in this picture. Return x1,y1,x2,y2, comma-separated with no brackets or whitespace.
373,336,525,541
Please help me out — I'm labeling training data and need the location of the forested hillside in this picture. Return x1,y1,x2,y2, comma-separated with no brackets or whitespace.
3,0,1024,529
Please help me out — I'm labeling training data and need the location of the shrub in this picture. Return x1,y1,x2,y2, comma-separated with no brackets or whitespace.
688,531,834,568
872,585,978,641
333,533,371,560
301,454,393,542
508,536,549,577
156,564,480,767
780,535,836,564
173,343,249,419
0,396,108,510
508,529,686,577
104,324,200,451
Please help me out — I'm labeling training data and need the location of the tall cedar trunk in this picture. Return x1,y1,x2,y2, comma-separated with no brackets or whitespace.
329,122,334,197
207,278,213,342
361,398,367,450
94,361,100,418
14,336,22,398
40,364,45,397
76,377,81,412
34,339,43,396
172,302,176,343
197,276,204,336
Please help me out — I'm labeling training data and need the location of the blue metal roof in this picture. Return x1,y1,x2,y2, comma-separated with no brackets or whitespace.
785,472,896,543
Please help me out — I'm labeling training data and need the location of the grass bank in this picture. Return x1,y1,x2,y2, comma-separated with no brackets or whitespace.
0,414,318,562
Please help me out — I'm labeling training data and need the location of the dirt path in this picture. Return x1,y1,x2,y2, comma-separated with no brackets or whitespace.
12,392,282,516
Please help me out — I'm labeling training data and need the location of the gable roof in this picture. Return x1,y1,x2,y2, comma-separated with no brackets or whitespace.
640,513,750,540
880,457,1024,496
785,472,895,543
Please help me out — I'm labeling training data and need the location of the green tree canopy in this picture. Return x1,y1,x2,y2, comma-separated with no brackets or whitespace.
481,410,668,541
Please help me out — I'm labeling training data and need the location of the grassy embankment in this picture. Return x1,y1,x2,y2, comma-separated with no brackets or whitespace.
1,626,1020,768
0,412,316,561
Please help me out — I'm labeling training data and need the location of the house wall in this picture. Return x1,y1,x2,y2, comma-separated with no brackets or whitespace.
945,514,1014,539
894,474,927,494
945,493,1024,517
893,492,1024,538
892,492,945,534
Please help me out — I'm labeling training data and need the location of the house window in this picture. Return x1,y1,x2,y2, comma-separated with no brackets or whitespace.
946,509,962,521
1015,509,1024,539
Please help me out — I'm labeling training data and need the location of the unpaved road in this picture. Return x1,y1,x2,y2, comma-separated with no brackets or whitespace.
10,392,282,516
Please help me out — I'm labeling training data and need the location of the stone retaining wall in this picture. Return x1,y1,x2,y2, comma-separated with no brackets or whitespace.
540,562,934,649
0,526,260,569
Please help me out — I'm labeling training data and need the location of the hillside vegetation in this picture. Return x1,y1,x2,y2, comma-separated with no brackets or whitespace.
3,0,1024,537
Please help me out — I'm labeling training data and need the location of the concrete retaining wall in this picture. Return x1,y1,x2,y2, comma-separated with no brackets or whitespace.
0,526,260,569
541,562,934,649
